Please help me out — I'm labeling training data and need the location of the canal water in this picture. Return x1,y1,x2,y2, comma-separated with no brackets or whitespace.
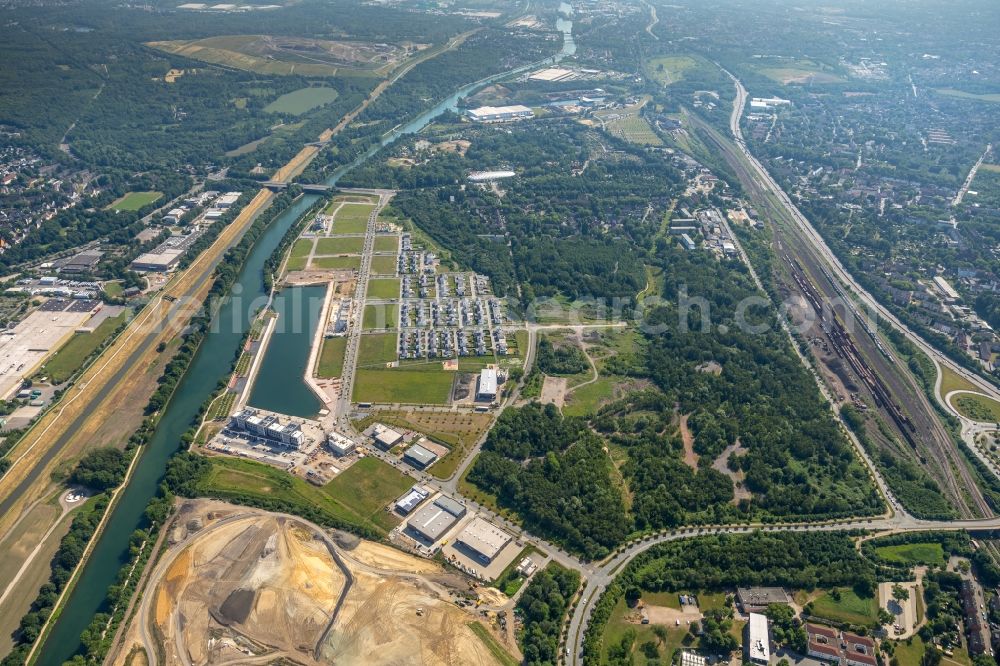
37,11,575,664
248,285,326,418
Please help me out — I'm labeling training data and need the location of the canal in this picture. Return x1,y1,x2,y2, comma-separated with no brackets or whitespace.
37,12,575,664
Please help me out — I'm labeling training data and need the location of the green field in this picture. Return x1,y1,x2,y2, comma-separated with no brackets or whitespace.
316,236,365,254
103,282,124,298
373,235,399,253
324,456,412,531
646,55,698,85
810,587,879,626
264,86,339,115
935,88,1000,103
954,394,1000,423
106,191,163,212
316,337,347,378
286,238,313,271
353,367,453,405
363,304,398,330
563,377,618,417
366,278,400,300
197,456,403,535
755,66,844,84
333,204,374,234
874,542,947,566
311,255,361,271
369,255,397,275
41,312,128,383
357,333,398,367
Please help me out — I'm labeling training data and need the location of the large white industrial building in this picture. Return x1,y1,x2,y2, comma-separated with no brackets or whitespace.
466,105,534,123
455,517,512,563
747,613,770,665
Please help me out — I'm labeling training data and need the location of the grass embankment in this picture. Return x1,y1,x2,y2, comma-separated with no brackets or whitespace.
197,455,410,535
468,622,518,666
40,312,129,383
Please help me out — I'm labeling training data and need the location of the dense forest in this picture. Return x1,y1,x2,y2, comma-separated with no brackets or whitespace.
517,563,580,666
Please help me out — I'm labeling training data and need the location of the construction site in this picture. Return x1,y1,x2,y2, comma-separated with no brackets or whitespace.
113,500,518,666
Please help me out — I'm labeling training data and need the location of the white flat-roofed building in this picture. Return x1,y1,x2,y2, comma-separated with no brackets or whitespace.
933,275,960,302
468,170,516,182
477,368,498,401
750,97,791,109
327,431,356,456
529,67,574,82
748,613,770,664
395,486,430,515
215,192,241,208
466,105,534,123
164,208,187,224
373,425,404,449
456,517,512,563
130,248,184,272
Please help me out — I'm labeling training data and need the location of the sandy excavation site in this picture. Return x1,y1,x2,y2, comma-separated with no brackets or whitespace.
118,501,513,666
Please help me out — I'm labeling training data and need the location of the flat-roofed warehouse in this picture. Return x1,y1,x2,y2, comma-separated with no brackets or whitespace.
477,368,498,401
130,248,184,272
403,442,438,469
373,425,404,449
736,587,789,613
405,495,467,543
466,105,534,123
456,517,512,563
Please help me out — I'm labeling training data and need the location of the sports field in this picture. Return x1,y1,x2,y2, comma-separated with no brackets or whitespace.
106,191,163,211
264,86,339,115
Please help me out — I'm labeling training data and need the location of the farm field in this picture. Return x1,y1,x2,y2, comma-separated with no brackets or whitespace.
353,367,454,405
264,86,339,115
106,191,163,211
311,255,361,271
40,312,128,383
366,278,400,300
316,236,365,254
362,304,398,330
874,542,947,566
935,88,1000,103
316,337,347,378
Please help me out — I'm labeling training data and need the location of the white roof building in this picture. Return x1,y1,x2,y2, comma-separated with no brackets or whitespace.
477,368,498,400
466,105,534,123
748,613,770,664
456,517,512,563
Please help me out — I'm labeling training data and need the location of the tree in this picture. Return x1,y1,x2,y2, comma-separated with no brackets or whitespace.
892,584,910,602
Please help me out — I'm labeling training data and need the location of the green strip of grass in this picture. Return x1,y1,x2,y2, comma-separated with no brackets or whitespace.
316,337,347,378
41,312,128,383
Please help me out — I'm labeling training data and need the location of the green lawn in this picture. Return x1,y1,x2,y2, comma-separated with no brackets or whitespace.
103,282,123,298
264,86,339,115
363,304,398,330
357,333,398,367
322,457,411,532
563,377,618,417
810,587,879,626
311,255,361,271
197,456,396,535
353,368,453,405
316,236,364,254
286,238,313,272
373,235,399,253
106,191,163,211
894,635,926,666
333,204,373,233
874,542,947,566
600,597,695,665
369,255,397,275
41,312,128,383
316,337,346,378
366,278,400,300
